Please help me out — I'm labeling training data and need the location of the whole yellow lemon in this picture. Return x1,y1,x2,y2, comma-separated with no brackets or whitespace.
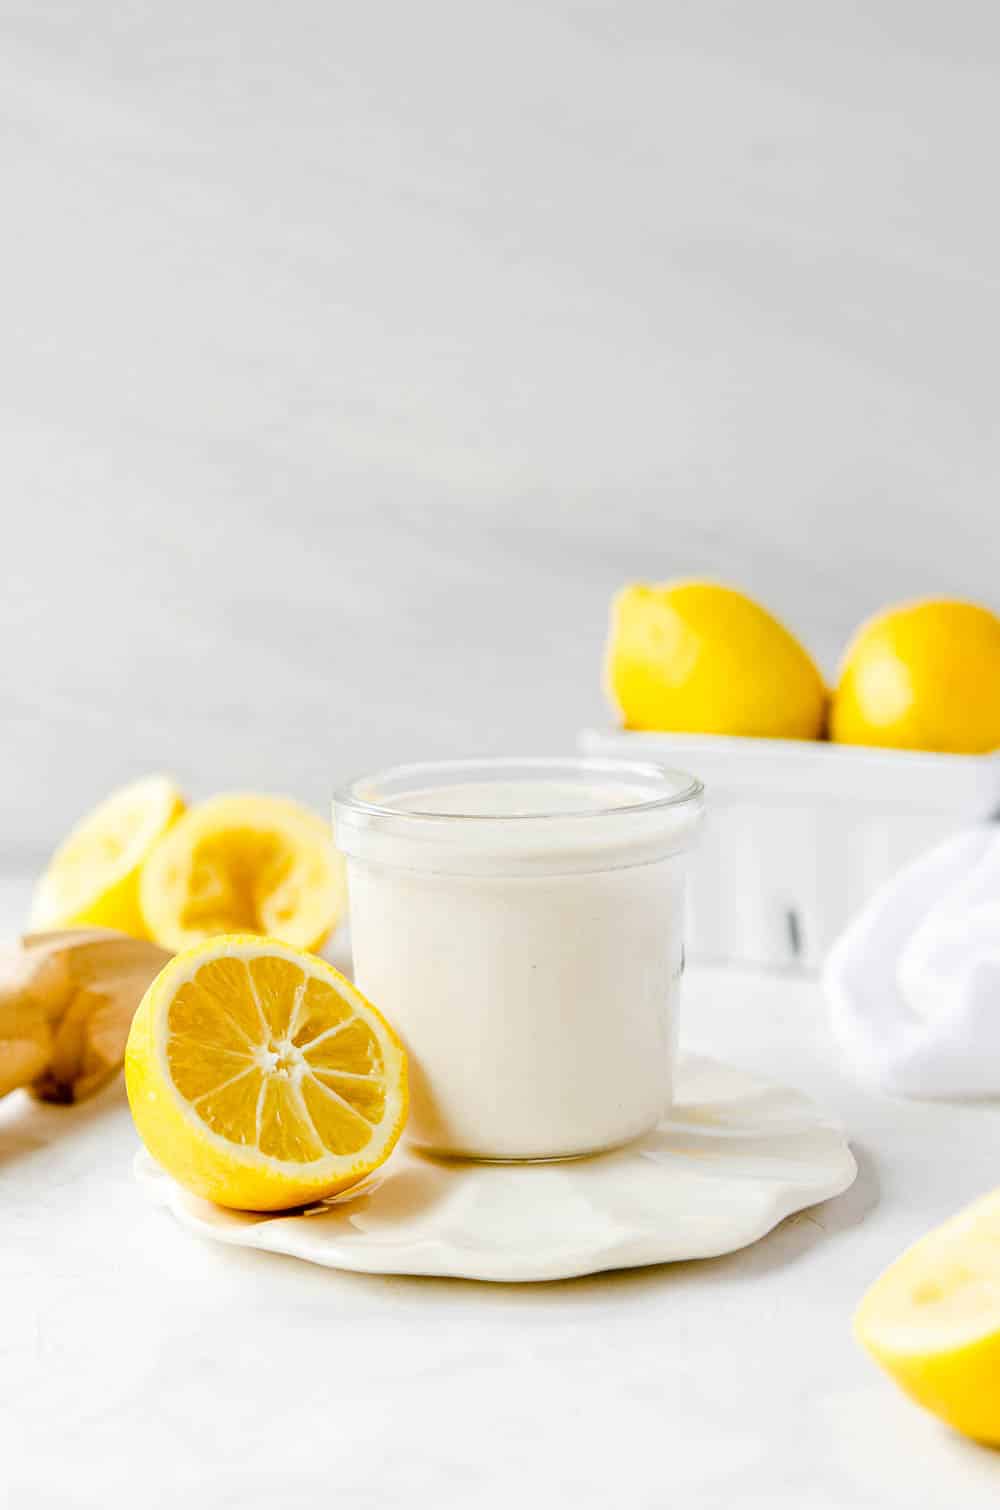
605,581,826,738
831,598,1000,753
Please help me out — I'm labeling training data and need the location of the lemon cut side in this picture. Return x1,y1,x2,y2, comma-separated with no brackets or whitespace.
30,775,185,937
139,793,346,953
854,1189,1000,1445
125,936,408,1210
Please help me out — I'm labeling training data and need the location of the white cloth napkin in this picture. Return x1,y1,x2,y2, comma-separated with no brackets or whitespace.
824,827,1000,1098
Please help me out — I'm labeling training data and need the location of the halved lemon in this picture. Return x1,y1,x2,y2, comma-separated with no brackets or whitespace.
125,935,408,1210
854,1189,1000,1444
30,775,185,937
139,793,346,953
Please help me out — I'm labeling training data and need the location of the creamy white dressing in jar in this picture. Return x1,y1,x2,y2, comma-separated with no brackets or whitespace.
334,759,703,1160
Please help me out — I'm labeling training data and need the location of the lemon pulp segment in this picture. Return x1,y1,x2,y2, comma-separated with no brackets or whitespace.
125,936,407,1211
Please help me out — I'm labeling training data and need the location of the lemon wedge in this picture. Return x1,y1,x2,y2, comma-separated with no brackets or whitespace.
30,775,185,937
854,1190,1000,1444
139,793,346,953
125,935,408,1210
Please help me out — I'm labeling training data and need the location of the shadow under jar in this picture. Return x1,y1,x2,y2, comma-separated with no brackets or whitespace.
333,758,703,1161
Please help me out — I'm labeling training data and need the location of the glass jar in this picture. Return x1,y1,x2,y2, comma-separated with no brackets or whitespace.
334,757,703,1160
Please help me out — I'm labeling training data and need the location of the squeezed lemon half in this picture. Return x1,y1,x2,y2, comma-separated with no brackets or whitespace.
125,935,408,1211
31,775,185,937
854,1189,1000,1444
139,793,346,953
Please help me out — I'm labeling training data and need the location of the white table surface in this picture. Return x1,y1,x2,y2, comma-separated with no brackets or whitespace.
2,873,1000,1508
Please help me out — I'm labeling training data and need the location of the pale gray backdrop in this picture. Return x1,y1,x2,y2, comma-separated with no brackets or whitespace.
5,2,999,851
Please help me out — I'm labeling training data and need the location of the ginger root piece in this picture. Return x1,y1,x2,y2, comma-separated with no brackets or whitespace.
0,930,170,1105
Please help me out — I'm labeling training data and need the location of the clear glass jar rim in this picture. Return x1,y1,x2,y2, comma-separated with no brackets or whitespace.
333,756,703,823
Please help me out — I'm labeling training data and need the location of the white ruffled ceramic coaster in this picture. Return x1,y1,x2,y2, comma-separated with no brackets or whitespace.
134,1054,856,1283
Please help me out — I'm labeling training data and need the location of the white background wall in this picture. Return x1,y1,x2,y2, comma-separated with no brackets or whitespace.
5,2,999,850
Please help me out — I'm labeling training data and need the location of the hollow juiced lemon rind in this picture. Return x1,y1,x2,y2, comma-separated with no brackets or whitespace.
30,775,185,937
139,793,346,953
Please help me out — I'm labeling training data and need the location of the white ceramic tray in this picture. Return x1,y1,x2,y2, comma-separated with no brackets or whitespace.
581,729,1000,972
135,1054,856,1283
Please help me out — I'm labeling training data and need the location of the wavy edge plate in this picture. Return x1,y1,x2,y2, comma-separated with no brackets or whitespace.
134,1054,857,1283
